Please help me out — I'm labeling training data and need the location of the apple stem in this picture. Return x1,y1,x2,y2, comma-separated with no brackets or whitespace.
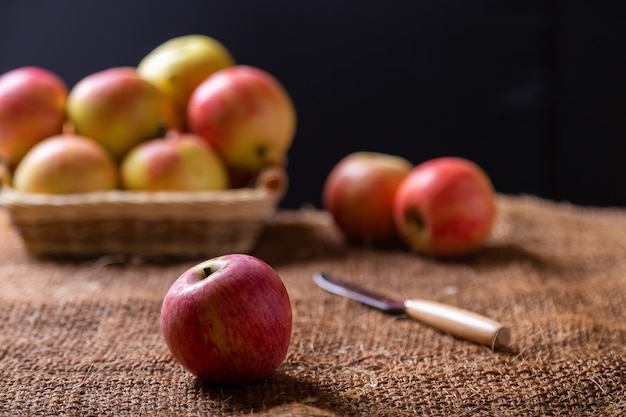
404,208,425,231
156,121,169,138
255,145,268,161
202,266,218,278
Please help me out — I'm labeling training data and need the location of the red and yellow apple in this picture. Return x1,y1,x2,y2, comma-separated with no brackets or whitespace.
393,156,497,257
0,66,67,171
12,133,118,194
187,65,296,172
160,254,293,385
137,34,235,127
66,67,177,159
323,151,413,245
120,132,228,191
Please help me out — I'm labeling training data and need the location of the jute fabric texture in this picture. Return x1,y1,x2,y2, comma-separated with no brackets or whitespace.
0,195,624,416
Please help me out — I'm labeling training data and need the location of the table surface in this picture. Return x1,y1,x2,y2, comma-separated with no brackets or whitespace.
0,195,624,416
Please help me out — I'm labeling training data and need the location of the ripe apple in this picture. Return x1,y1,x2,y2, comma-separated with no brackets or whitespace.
160,254,293,385
322,151,413,245
66,67,177,159
0,66,67,171
120,132,228,191
137,34,235,127
187,65,297,172
393,156,497,257
12,133,118,194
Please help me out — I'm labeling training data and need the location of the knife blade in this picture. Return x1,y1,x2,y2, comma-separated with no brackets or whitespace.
313,272,510,350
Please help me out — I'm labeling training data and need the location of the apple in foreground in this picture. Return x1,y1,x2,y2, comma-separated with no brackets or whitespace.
160,254,293,385
66,67,177,159
12,133,118,194
187,65,297,172
323,151,413,245
393,156,497,257
120,132,228,191
137,34,235,127
0,66,67,171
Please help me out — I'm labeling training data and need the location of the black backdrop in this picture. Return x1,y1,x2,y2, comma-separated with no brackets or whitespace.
1,1,625,208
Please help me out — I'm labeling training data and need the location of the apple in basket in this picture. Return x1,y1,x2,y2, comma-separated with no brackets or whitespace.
137,34,235,128
160,254,293,385
66,66,178,159
187,65,297,173
393,156,497,257
322,151,413,245
120,132,229,191
12,133,118,194
0,66,67,171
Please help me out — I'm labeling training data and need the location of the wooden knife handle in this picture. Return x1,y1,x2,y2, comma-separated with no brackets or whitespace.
404,299,510,350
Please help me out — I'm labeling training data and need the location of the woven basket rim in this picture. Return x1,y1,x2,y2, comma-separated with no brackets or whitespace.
1,186,274,206
0,166,288,207
0,165,287,222
0,166,288,257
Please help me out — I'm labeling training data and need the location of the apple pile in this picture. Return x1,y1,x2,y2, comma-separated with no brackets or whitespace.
323,152,497,258
0,34,297,194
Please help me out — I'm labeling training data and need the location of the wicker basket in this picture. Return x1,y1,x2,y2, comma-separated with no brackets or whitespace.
0,166,287,259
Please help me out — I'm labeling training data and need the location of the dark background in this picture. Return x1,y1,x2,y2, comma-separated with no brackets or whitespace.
1,1,625,208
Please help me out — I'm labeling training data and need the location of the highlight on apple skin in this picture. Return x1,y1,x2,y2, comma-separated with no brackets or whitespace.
160,254,293,385
393,156,497,258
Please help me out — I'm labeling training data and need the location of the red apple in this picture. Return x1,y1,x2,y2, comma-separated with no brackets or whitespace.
322,151,413,245
120,132,229,191
393,156,497,257
66,67,178,159
160,254,293,385
12,133,118,194
187,65,296,172
0,66,67,171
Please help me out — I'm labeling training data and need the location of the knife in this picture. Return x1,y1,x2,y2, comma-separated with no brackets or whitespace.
313,272,510,350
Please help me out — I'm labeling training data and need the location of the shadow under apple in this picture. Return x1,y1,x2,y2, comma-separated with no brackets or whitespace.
460,242,590,284
192,370,359,416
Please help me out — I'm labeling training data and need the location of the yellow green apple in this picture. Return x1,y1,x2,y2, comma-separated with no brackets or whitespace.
66,67,178,159
120,132,228,191
12,133,118,194
137,34,235,127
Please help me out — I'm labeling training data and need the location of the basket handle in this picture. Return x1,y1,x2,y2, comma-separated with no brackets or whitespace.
255,165,288,200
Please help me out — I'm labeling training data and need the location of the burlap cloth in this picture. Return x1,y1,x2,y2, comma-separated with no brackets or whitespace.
0,195,624,416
